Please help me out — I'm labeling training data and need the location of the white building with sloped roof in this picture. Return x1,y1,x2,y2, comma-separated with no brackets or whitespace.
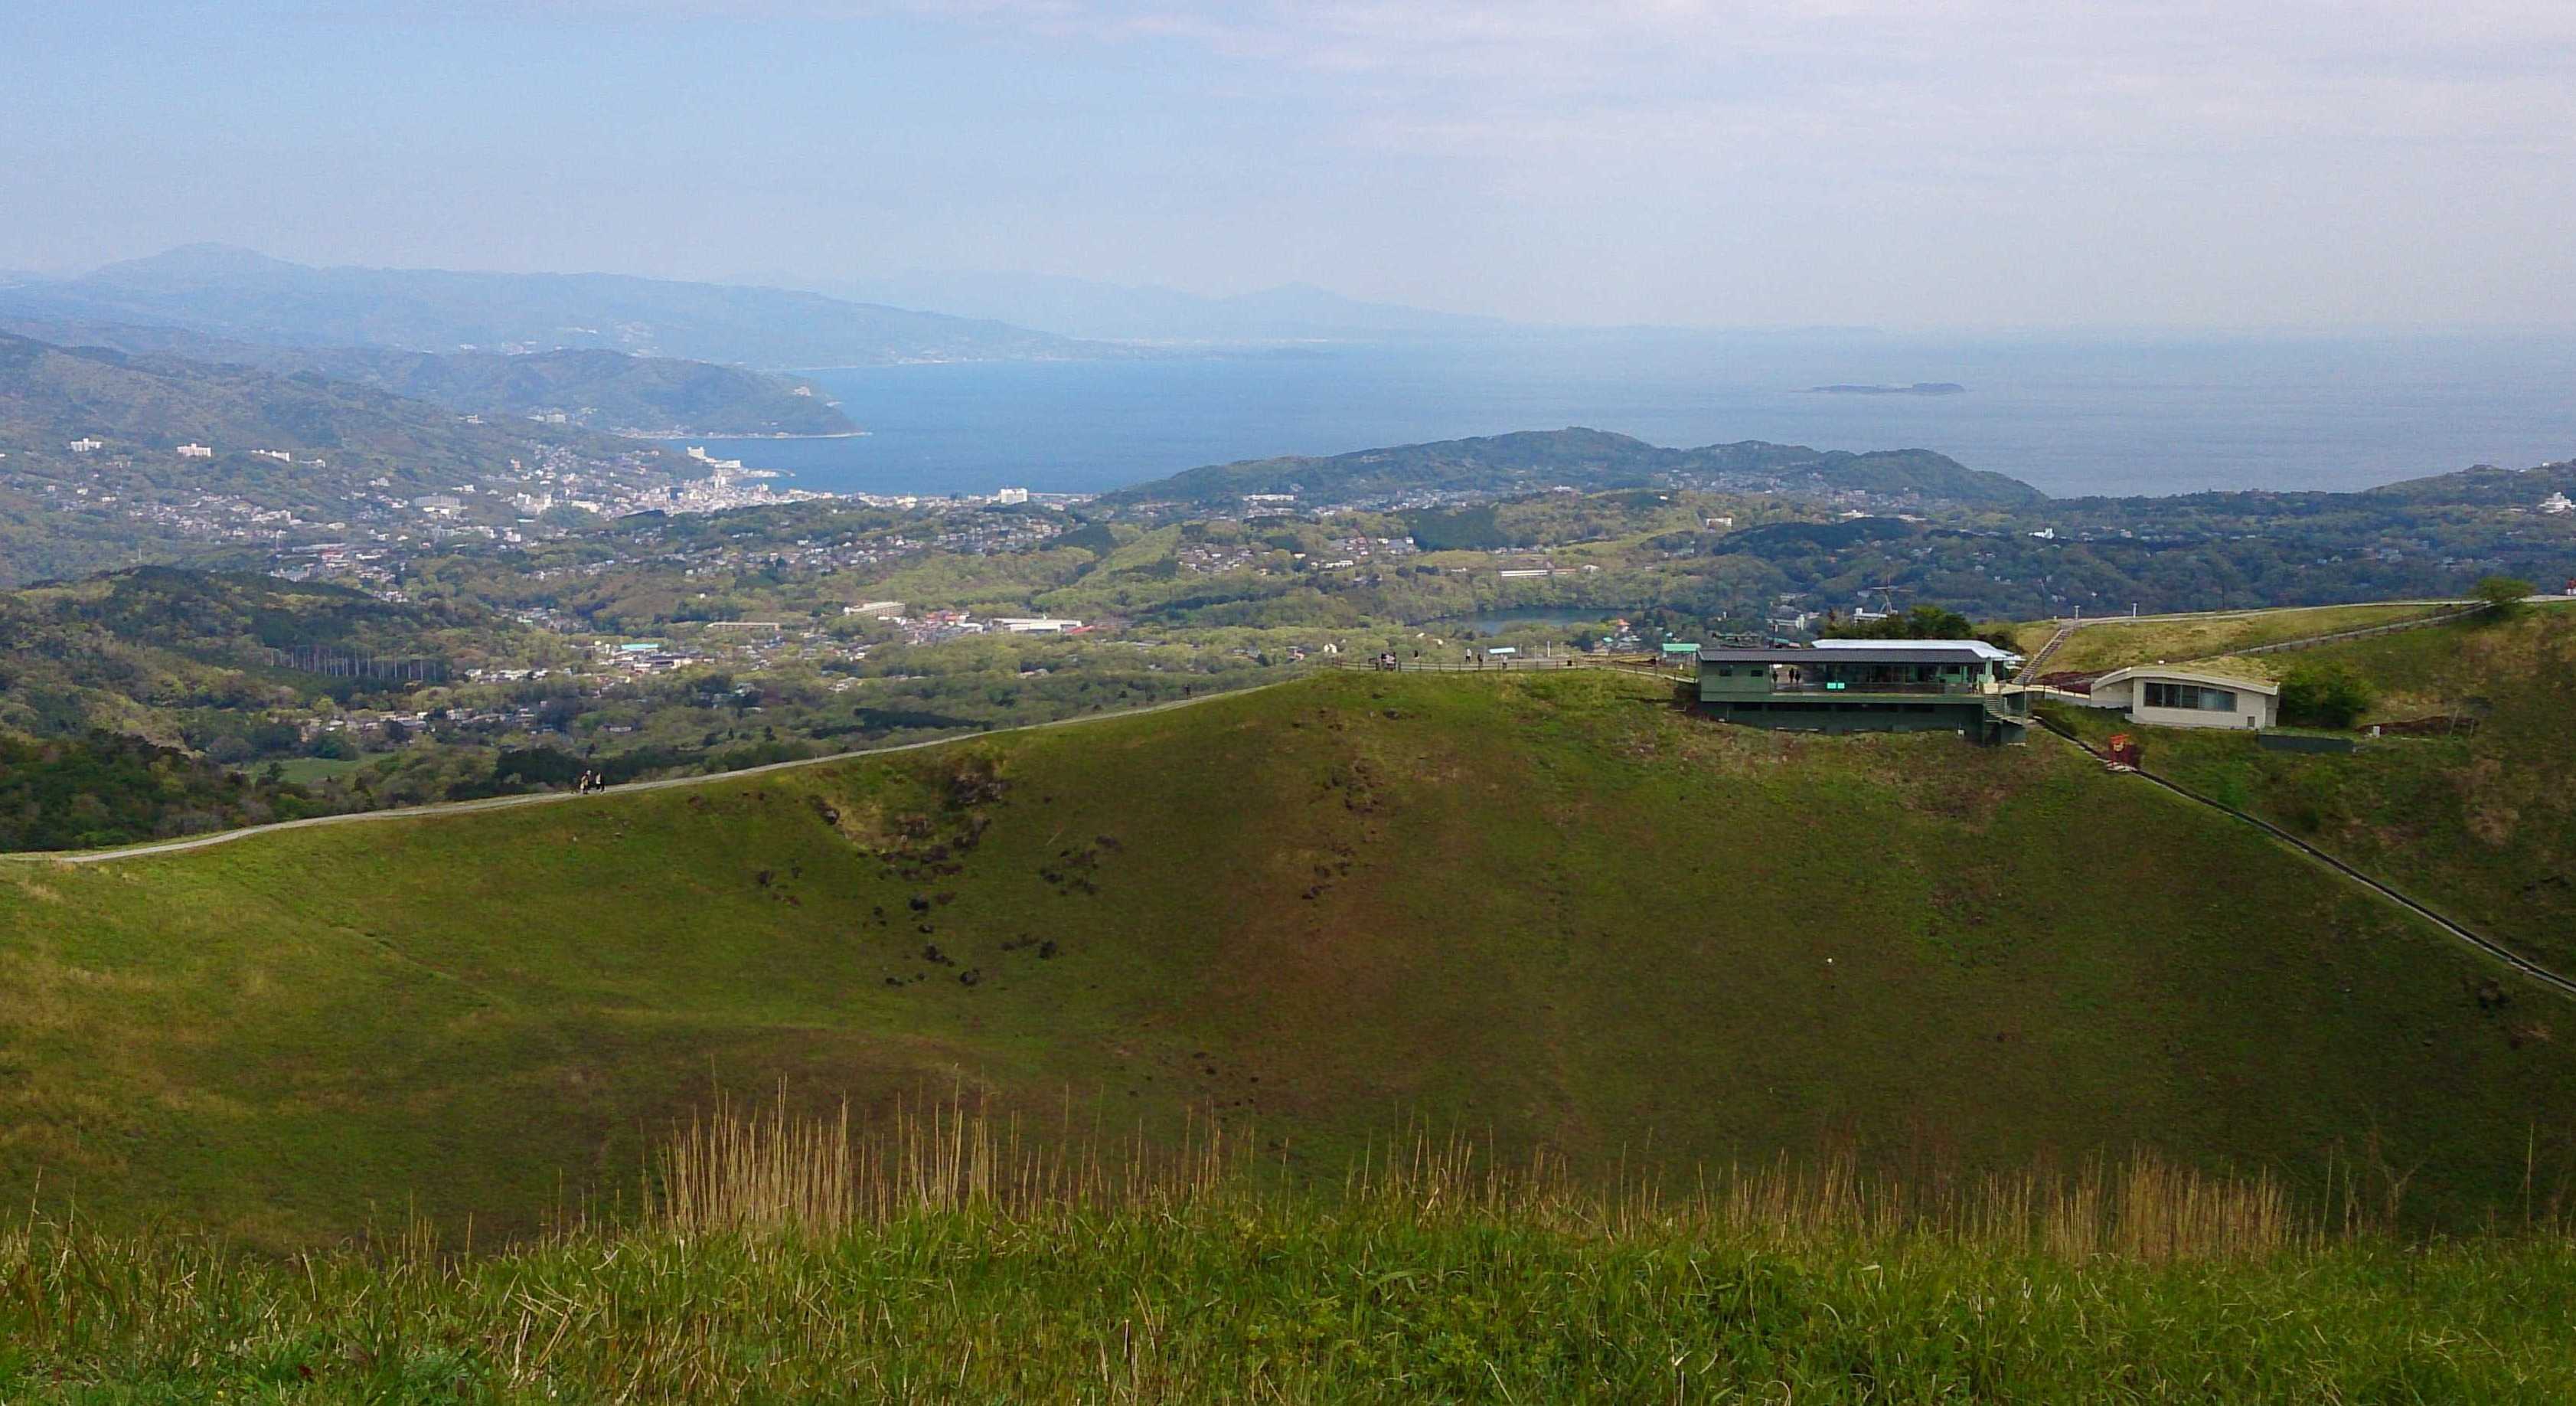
2088,665,2279,731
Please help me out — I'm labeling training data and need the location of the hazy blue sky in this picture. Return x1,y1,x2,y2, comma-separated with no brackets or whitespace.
7,2,2573,329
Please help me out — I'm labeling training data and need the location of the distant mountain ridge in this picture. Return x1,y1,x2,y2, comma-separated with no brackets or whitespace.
0,328,584,458
2362,459,2576,507
0,246,1133,370
243,346,857,437
1098,427,2048,512
0,330,635,464
0,318,856,436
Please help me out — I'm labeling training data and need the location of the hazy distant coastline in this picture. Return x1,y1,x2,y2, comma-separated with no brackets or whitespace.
1804,382,1967,396
638,430,871,442
726,334,2576,500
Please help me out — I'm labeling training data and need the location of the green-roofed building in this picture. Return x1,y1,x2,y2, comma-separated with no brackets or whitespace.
1696,644,2029,744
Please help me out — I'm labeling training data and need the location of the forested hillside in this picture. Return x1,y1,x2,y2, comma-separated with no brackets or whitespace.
0,331,631,465
0,330,695,585
0,566,524,738
0,567,557,848
1099,427,2047,513
0,319,857,434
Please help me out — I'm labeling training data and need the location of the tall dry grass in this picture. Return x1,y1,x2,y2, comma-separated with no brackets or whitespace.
654,1093,2301,1262
1342,1134,2301,1262
652,1090,1246,1232
16,1099,2574,1399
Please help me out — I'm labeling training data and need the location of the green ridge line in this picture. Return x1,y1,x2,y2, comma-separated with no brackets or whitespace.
28,652,2568,1019
2,677,1308,866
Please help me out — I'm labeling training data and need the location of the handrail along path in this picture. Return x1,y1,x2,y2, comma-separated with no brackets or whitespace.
2031,713,2576,1000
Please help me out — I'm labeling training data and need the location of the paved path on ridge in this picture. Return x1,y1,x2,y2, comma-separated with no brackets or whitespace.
6,665,1690,868
2,680,1308,868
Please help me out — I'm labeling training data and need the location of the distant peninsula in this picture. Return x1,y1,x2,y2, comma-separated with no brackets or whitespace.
1095,426,2047,515
1805,382,1967,396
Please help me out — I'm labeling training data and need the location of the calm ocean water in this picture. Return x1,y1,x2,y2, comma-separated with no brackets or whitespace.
680,331,2576,501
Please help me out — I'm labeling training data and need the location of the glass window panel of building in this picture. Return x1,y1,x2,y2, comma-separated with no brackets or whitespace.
2144,682,2238,711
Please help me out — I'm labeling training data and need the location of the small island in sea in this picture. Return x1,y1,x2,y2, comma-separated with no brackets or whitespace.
1804,381,1967,395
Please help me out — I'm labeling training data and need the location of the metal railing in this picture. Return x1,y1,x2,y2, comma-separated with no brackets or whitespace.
2015,619,2079,684
1330,656,1677,674
1761,679,1961,696
2031,711,2576,1000
2228,606,2485,658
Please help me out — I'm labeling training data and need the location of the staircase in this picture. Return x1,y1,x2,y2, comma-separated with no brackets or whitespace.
2015,618,2079,685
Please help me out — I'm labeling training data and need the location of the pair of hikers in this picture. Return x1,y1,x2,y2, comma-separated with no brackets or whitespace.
575,770,609,795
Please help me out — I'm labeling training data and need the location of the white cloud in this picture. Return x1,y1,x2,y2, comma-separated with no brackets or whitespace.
40,1,2576,323
977,0,2576,323
1079,2,2576,149
490,1,2576,167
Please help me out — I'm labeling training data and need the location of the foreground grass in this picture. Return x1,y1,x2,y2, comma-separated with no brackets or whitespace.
8,1210,2576,1401
5,1095,2568,1404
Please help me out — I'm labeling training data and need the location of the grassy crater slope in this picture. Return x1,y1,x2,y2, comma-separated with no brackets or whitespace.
4,671,2573,1244
2053,603,2576,973
2004,601,2457,676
